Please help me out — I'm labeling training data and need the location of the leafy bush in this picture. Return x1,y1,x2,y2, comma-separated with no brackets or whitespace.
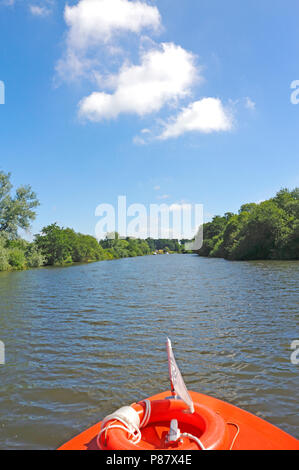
8,248,26,270
0,246,10,271
198,188,299,260
25,245,46,268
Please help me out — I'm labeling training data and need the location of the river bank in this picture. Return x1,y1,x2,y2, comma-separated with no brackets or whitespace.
0,225,184,272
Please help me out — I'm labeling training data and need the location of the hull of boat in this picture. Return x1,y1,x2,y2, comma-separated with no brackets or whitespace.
58,391,299,450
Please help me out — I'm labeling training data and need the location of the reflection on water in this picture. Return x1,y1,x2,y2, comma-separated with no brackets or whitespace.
0,255,298,449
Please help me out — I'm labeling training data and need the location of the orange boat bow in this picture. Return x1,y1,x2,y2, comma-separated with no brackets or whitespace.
58,391,299,451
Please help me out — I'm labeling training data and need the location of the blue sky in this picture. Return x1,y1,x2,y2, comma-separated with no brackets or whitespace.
0,0,299,238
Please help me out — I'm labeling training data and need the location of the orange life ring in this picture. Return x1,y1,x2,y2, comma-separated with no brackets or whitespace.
98,398,230,450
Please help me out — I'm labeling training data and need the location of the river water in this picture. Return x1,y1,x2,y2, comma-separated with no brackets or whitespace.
0,254,298,449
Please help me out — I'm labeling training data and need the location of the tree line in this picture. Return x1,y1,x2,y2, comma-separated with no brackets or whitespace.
0,171,184,271
1,170,298,270
0,223,184,271
198,188,299,260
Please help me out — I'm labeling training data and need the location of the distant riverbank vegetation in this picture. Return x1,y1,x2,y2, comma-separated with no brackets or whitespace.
0,171,185,271
198,188,299,260
35,225,183,267
0,224,184,271
1,171,298,271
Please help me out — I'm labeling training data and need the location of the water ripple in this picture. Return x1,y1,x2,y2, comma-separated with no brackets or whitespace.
0,255,298,449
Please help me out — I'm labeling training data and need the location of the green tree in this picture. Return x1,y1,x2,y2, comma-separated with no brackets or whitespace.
0,171,39,238
239,203,257,214
72,233,106,262
8,248,26,270
0,233,9,271
198,188,299,261
25,245,46,268
230,201,289,260
35,223,72,265
35,224,109,266
198,216,228,256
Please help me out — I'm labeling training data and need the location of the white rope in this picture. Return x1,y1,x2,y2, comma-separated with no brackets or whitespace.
97,418,142,448
97,401,151,449
227,422,240,450
181,432,207,450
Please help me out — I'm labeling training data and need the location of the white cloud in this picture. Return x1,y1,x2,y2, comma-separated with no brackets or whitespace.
64,0,161,50
133,135,146,145
2,0,54,13
56,0,235,142
29,5,51,16
245,97,256,110
57,0,161,80
56,50,98,82
159,98,233,139
79,42,198,120
133,127,152,145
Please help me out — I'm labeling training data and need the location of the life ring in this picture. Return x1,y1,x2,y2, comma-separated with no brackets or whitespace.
98,398,230,450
